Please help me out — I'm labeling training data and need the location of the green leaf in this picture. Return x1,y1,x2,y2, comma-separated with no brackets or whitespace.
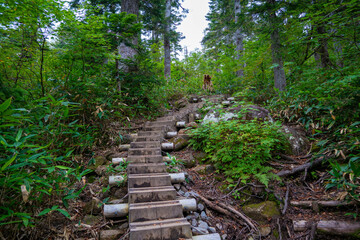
38,208,53,216
0,98,12,113
1,154,17,171
56,209,71,219
15,129,23,142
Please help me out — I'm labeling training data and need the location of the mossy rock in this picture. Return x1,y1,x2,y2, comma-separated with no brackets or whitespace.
88,156,107,171
243,201,280,223
192,152,207,162
83,214,101,225
169,136,189,151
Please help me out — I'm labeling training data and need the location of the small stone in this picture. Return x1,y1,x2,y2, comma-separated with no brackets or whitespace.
221,234,227,240
192,219,198,227
259,226,271,236
194,212,200,218
119,222,128,229
186,214,196,220
198,203,205,211
100,230,125,240
184,192,190,198
200,211,208,220
174,184,181,190
198,220,209,229
208,227,216,233
178,190,185,196
82,215,101,225
216,223,223,230
192,226,209,235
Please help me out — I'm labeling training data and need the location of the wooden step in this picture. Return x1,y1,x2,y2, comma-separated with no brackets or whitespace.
133,136,162,142
129,218,191,240
128,147,161,156
129,200,183,222
137,131,162,137
130,141,160,148
128,173,171,188
145,121,174,127
127,163,167,174
129,186,176,203
127,155,163,163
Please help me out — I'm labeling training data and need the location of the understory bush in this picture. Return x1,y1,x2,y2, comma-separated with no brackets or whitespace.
189,116,289,186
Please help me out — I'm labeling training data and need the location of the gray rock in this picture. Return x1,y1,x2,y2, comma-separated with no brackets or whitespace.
184,192,190,198
198,220,209,229
208,227,217,233
178,190,185,196
192,226,209,235
186,214,197,220
194,212,200,218
198,203,205,211
243,201,280,223
200,211,208,220
174,184,181,190
282,125,310,155
100,229,125,240
221,234,227,240
119,222,128,229
192,219,198,227
216,223,223,230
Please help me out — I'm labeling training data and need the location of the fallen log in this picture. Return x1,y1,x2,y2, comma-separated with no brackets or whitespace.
293,220,360,237
290,200,357,208
277,156,329,177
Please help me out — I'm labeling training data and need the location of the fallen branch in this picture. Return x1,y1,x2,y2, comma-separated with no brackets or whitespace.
282,184,290,215
278,153,298,163
294,220,360,237
290,200,357,208
194,192,257,231
217,202,257,231
277,156,329,177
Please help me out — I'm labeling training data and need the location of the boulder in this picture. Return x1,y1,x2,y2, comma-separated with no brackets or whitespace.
174,98,188,109
282,125,310,155
192,152,207,162
193,165,216,175
82,215,101,226
88,156,107,171
169,136,189,151
243,201,280,223
182,158,196,168
95,165,109,176
203,105,273,123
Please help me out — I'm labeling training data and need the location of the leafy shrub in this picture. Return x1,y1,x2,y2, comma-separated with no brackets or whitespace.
0,98,91,227
189,114,288,186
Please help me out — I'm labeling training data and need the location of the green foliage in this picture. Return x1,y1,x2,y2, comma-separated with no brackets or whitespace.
0,98,91,227
189,113,287,186
165,153,184,173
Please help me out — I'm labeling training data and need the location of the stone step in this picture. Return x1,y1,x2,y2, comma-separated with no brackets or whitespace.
129,186,176,203
128,148,161,156
127,163,167,174
137,131,162,137
145,121,174,127
129,218,191,240
130,141,160,149
128,173,171,188
133,136,162,142
127,155,163,163
129,200,183,222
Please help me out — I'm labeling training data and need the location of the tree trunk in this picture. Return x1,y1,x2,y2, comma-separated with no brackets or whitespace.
268,0,286,91
234,0,244,77
164,0,171,80
316,24,330,68
118,0,139,73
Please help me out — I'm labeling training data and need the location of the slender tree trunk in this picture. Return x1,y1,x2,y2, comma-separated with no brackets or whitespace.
118,0,139,73
164,0,171,80
316,24,330,68
268,0,286,91
234,0,244,77
39,37,46,97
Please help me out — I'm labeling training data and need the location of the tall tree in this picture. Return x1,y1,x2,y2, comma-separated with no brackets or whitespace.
164,0,172,79
234,0,244,77
118,0,140,73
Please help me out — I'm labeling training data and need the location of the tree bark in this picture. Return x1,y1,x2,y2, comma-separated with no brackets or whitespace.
234,0,244,77
268,0,286,91
316,24,330,68
164,0,171,80
118,0,139,73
